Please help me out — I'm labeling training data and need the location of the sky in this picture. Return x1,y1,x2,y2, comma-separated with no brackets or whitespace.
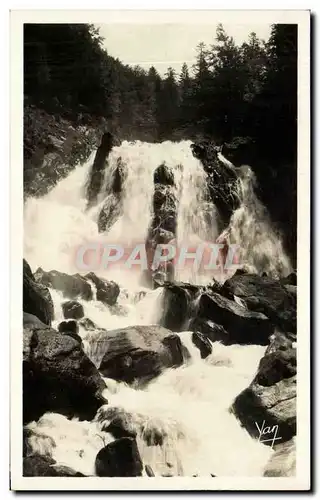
97,23,272,76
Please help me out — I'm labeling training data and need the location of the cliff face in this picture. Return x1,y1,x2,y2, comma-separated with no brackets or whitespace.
24,104,103,198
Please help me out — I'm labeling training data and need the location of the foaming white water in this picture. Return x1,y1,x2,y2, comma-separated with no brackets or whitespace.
26,341,272,477
25,413,111,476
50,285,165,335
24,152,99,274
229,166,292,278
24,140,286,478
99,141,199,245
174,152,220,284
24,140,218,287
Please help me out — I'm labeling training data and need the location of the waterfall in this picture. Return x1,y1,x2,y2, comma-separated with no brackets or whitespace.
24,140,290,477
229,165,292,278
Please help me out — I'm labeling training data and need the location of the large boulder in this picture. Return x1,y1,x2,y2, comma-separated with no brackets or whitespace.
23,325,107,424
23,259,54,325
34,268,93,301
222,272,296,334
189,317,230,344
197,292,273,345
98,325,184,384
160,282,201,332
86,132,115,208
85,272,120,306
95,437,143,477
23,312,48,330
232,332,296,444
62,300,84,320
103,415,137,440
57,320,83,345
154,163,175,185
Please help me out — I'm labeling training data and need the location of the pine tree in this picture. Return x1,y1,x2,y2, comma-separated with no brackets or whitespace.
157,67,180,139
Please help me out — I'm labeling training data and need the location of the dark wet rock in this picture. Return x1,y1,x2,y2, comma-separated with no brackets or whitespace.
160,282,201,332
280,272,297,287
263,438,296,477
103,415,137,439
57,320,83,344
23,326,107,424
232,334,296,444
189,317,229,344
222,272,296,333
95,437,143,477
98,325,184,384
232,376,296,445
23,312,49,330
162,334,185,366
51,465,86,477
112,156,127,194
86,132,115,207
145,464,155,477
153,184,176,213
98,193,122,233
150,227,175,246
148,175,178,276
192,331,212,359
96,406,139,432
34,268,93,301
23,258,34,279
143,426,166,447
23,105,99,199
198,292,273,345
23,455,56,476
191,141,218,163
220,137,254,167
255,348,296,387
23,455,85,477
190,140,241,229
154,163,175,185
85,272,120,306
23,259,54,325
58,319,79,334
153,212,177,234
266,331,293,354
79,317,97,331
62,300,84,320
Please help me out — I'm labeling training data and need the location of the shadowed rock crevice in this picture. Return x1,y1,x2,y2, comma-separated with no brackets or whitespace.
86,132,116,208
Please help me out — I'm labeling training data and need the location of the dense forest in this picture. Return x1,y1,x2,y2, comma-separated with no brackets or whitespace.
24,23,297,262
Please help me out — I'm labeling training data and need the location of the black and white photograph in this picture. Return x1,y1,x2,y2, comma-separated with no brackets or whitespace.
10,9,310,491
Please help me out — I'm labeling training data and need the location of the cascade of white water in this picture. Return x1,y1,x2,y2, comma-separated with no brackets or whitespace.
24,140,290,477
228,165,292,278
